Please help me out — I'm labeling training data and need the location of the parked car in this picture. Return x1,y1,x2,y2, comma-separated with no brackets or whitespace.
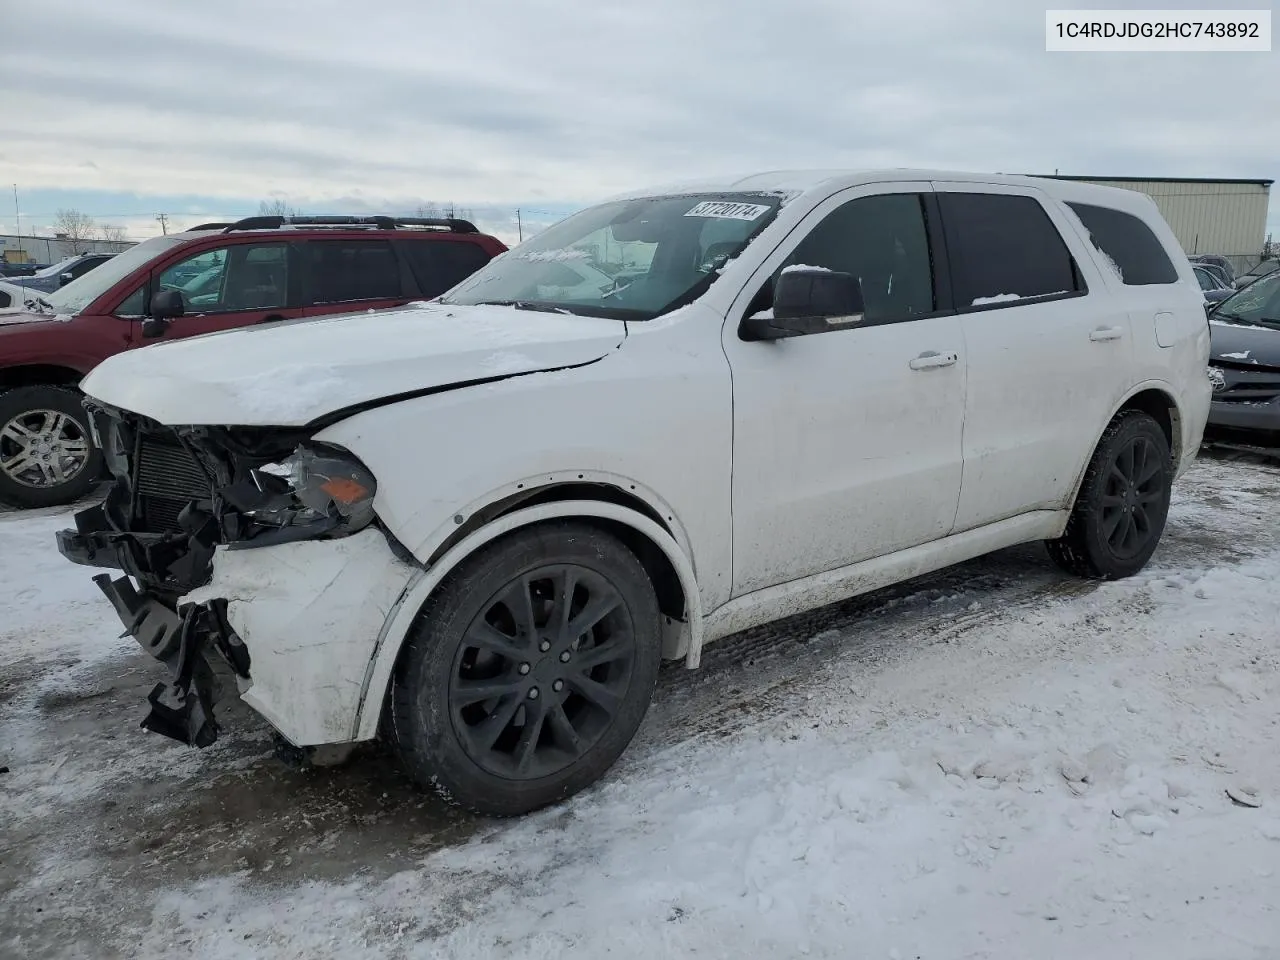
1,253,116,295
0,261,42,278
56,171,1210,816
1234,258,1279,288
0,215,506,508
1189,254,1236,286
0,280,32,314
1205,271,1280,442
1190,259,1232,289
1192,263,1235,305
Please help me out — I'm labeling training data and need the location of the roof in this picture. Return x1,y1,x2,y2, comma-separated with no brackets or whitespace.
608,169,1171,207
1037,175,1274,187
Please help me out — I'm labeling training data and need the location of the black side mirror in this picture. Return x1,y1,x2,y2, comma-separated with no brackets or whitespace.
740,267,866,341
143,289,186,338
58,271,75,287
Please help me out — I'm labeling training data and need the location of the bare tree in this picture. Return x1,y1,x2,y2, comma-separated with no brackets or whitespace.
53,209,98,253
258,198,299,218
100,224,128,243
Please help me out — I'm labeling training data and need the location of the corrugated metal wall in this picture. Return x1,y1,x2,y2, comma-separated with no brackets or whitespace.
0,234,134,265
1064,179,1271,275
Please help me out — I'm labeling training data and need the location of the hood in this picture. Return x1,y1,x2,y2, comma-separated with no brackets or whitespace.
0,309,71,328
1210,318,1280,369
79,302,628,427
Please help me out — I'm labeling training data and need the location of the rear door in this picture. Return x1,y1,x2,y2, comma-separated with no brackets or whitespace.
143,240,304,342
299,237,408,317
934,184,1134,530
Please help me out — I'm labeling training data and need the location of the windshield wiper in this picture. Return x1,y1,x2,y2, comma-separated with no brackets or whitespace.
473,299,573,314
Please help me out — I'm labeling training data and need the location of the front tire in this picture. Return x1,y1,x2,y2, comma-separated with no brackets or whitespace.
390,521,663,817
1046,410,1173,580
0,386,102,509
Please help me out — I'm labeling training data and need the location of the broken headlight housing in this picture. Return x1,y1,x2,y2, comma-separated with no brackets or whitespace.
228,445,378,546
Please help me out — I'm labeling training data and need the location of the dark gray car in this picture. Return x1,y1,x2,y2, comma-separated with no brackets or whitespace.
0,253,114,296
1206,271,1280,441
1193,264,1235,305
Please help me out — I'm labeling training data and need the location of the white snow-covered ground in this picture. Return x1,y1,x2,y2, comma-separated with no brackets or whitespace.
2,453,1279,960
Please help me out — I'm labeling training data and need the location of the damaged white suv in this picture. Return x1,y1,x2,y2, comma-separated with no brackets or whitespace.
59,171,1211,815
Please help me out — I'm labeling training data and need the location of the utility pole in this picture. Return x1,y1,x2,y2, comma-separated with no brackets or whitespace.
516,208,523,242
156,213,169,235
12,184,19,240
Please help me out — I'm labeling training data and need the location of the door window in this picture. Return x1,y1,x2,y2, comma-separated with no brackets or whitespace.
114,285,148,317
156,244,288,312
306,240,402,304
760,193,936,323
939,193,1082,308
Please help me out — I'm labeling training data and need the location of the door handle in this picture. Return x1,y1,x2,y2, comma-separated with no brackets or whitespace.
1089,326,1125,342
909,351,958,371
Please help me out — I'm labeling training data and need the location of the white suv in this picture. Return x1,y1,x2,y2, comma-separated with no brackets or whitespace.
59,170,1211,815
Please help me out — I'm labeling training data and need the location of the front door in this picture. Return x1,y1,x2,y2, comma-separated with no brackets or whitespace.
722,186,967,598
145,241,303,342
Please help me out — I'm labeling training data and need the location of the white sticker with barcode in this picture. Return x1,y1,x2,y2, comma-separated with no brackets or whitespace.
683,201,771,221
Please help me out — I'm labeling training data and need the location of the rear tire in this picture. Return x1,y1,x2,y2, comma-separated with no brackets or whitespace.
0,386,102,509
1046,410,1172,580
390,521,663,817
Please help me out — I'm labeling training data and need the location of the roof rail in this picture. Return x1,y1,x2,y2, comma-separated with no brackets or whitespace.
188,221,235,230
221,215,479,234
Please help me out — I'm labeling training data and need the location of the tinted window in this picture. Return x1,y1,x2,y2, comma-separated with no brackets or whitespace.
307,240,402,304
769,193,935,323
403,241,493,299
0,289,9,309
1065,202,1178,285
940,193,1080,307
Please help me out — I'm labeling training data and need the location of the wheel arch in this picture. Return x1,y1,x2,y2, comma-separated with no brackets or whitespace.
0,364,87,390
1063,381,1182,519
352,499,704,742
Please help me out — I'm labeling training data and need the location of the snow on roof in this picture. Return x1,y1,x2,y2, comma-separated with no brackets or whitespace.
607,169,1162,211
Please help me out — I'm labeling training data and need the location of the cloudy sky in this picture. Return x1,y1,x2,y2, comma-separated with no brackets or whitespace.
3,0,1277,245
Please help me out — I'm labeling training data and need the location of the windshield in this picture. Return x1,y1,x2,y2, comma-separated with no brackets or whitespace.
440,192,783,320
31,257,80,279
42,234,189,314
1213,271,1280,330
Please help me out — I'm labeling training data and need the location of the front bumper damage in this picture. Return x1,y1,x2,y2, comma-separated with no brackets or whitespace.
56,401,406,749
90,572,248,747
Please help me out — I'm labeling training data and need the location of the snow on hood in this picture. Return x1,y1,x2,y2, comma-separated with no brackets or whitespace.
79,302,627,427
1209,317,1280,368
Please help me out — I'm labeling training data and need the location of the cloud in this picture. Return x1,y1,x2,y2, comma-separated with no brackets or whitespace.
2,0,1276,240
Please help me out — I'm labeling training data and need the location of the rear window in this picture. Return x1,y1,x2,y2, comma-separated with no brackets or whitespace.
402,240,494,299
1065,202,1179,285
938,193,1081,308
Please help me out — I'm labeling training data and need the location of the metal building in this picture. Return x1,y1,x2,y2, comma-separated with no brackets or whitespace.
1,234,135,268
1041,176,1273,276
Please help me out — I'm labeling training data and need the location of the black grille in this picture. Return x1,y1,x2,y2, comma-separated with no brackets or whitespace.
133,435,213,533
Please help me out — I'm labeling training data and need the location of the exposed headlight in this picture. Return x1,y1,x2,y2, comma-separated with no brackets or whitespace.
1206,365,1226,393
245,445,378,539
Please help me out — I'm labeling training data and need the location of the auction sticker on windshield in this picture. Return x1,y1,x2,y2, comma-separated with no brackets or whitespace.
683,201,772,220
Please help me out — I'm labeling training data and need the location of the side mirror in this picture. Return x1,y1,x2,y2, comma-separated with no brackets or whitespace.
739,267,866,342
58,272,75,287
143,289,186,338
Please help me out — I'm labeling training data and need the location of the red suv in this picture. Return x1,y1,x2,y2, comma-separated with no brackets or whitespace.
0,216,506,508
